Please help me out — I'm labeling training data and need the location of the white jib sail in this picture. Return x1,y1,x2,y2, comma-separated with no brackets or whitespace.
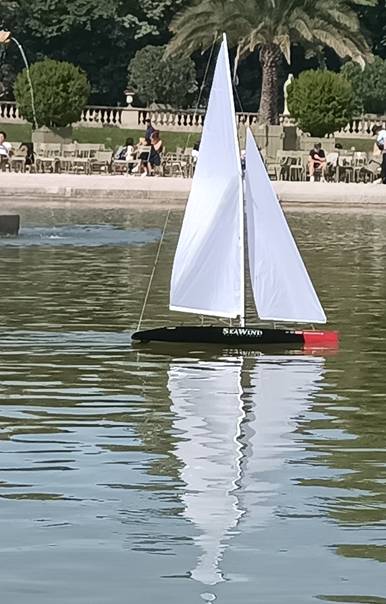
245,128,326,324
169,35,243,319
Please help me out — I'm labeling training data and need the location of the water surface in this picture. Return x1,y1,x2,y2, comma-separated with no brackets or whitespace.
0,207,385,603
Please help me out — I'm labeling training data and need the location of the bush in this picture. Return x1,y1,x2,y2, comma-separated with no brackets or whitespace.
127,45,197,108
287,70,354,137
341,57,386,115
14,59,90,128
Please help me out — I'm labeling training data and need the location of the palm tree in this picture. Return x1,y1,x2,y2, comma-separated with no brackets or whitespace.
166,0,375,124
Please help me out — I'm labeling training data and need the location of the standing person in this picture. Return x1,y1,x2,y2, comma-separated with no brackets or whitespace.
372,124,386,184
144,118,155,144
308,142,326,182
141,130,163,176
0,131,12,170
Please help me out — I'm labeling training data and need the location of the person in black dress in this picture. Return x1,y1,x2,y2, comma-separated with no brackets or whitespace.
142,130,163,176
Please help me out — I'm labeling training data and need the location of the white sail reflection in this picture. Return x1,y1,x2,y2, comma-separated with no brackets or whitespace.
168,355,325,586
168,359,245,585
241,356,325,531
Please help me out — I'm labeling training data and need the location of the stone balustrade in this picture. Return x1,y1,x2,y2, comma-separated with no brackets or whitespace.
0,101,24,122
335,115,386,137
1,99,385,138
80,105,124,128
137,108,204,132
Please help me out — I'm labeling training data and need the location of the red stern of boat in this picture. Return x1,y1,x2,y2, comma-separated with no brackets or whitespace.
299,330,340,349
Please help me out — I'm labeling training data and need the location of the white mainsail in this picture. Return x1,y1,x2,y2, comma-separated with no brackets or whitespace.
169,35,244,320
245,128,327,324
168,359,245,585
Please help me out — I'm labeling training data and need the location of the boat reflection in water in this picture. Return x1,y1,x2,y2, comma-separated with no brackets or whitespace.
167,354,325,586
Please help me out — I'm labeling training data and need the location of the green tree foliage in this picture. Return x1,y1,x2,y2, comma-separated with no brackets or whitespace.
0,0,383,110
287,70,355,137
355,0,386,58
0,0,19,97
128,45,197,107
14,59,90,127
341,56,386,114
2,0,191,104
167,0,375,124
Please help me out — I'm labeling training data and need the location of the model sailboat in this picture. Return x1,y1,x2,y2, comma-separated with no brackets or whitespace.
132,35,338,348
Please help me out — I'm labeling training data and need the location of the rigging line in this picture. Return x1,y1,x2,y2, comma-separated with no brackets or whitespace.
231,42,245,115
185,34,219,151
232,79,244,114
136,209,171,332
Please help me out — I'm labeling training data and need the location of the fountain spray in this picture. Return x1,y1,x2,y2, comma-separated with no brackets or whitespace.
0,31,38,130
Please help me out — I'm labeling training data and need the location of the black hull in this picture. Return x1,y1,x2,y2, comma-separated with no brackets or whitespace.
131,326,339,349
132,326,305,346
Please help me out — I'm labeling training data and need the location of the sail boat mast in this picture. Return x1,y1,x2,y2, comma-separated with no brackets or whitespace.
222,33,245,327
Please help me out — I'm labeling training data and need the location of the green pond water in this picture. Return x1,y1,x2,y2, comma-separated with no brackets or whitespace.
0,207,385,604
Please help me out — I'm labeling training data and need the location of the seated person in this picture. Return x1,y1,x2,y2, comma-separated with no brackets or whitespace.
0,130,12,169
113,137,135,173
192,139,200,162
308,142,326,182
19,142,34,168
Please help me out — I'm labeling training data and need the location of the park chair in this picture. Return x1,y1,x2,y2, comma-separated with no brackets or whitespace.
276,151,295,180
77,143,105,159
9,142,22,160
353,152,369,183
111,158,130,174
264,150,280,180
131,145,151,175
35,143,61,173
325,151,340,182
289,154,306,181
0,155,10,172
162,152,185,177
58,143,77,173
175,151,192,178
72,145,92,174
9,147,26,173
360,157,381,183
337,153,355,182
266,160,280,180
183,156,195,178
89,150,112,174
111,143,136,175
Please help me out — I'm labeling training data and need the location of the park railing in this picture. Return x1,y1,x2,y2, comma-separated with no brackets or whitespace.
0,101,23,122
1,100,385,137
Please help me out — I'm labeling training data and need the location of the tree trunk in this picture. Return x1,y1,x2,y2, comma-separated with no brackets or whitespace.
258,44,282,125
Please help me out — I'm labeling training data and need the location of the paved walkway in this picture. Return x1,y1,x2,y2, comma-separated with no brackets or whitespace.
0,173,385,208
